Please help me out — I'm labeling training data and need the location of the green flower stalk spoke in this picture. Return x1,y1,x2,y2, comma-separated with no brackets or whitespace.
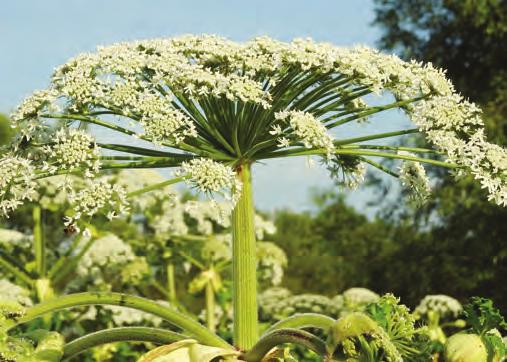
63,327,188,360
360,157,400,178
127,176,187,198
263,313,335,336
12,292,231,349
42,113,138,137
97,143,191,158
333,128,420,146
242,328,327,362
325,94,429,129
342,144,443,155
264,147,458,169
232,163,258,349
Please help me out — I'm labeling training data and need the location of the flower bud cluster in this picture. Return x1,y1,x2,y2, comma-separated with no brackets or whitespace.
179,158,242,206
275,110,335,156
68,178,129,222
0,156,37,217
398,152,432,205
415,295,463,320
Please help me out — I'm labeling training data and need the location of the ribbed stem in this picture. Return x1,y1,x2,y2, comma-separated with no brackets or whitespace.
232,163,258,350
205,281,215,332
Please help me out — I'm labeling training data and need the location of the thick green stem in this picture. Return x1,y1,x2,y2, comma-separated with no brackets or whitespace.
232,163,258,350
205,281,215,333
167,262,177,304
63,327,187,360
10,292,231,349
33,205,45,277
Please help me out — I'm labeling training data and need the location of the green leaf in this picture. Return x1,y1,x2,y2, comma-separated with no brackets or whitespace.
463,297,507,335
482,329,506,362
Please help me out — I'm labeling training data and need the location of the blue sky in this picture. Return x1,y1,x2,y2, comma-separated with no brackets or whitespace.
0,0,404,213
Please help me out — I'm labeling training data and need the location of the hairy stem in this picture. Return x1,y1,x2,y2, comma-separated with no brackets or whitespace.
63,327,187,360
232,163,258,349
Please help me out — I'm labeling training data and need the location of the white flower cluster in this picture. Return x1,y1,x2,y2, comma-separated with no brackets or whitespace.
398,152,432,205
341,287,380,306
10,89,59,140
256,241,287,286
411,96,507,206
35,175,86,210
414,295,462,320
330,288,379,317
80,304,164,327
258,287,340,320
150,198,190,238
42,128,100,176
140,107,197,145
4,34,506,213
344,162,366,190
68,178,129,222
116,170,174,209
198,304,227,331
0,156,37,217
104,305,164,326
77,234,136,276
201,235,232,263
184,200,232,234
254,214,276,240
0,279,32,306
147,197,232,239
275,110,335,156
179,158,242,206
0,228,31,250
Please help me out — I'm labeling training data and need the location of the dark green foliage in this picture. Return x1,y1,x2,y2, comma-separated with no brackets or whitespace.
272,191,394,296
464,297,507,335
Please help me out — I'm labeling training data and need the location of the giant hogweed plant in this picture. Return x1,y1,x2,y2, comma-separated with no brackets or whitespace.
1,35,507,361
